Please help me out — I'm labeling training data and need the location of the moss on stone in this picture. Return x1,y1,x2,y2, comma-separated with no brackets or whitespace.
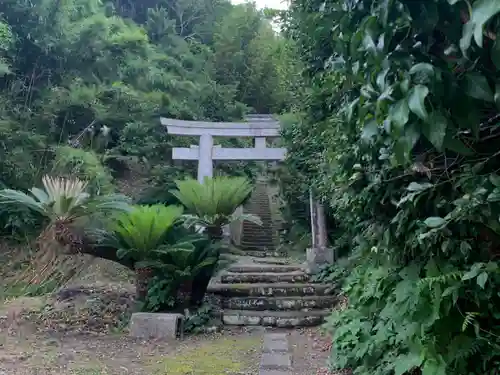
153,335,262,375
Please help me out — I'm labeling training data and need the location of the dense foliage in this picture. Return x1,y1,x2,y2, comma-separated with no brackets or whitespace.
0,0,293,238
283,0,500,374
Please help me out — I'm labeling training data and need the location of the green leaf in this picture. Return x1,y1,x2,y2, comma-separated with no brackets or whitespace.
388,100,410,130
409,63,435,80
495,84,500,111
394,353,423,375
423,112,448,150
492,41,500,70
488,190,500,202
477,272,488,288
464,73,494,102
408,85,429,120
460,22,474,54
424,217,446,228
361,120,379,142
490,174,500,187
407,182,433,192
443,133,474,155
422,359,447,375
448,0,460,4
462,263,484,280
470,0,500,47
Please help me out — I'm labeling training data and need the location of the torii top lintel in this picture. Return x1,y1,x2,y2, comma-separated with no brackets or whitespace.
160,115,281,137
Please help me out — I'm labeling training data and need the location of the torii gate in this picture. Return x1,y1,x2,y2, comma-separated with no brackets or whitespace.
160,114,286,183
161,114,332,270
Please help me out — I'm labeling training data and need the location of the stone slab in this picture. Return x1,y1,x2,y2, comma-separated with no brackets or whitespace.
259,371,291,375
129,313,184,340
264,333,288,341
263,337,289,353
260,353,292,371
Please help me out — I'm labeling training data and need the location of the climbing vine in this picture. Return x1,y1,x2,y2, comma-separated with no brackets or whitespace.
283,0,500,374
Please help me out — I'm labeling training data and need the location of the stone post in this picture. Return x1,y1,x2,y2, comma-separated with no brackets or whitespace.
198,133,214,183
306,189,333,274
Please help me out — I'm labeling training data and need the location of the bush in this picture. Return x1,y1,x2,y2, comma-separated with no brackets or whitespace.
285,0,500,374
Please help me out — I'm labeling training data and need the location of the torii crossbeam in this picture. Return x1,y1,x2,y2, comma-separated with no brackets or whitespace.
161,115,287,183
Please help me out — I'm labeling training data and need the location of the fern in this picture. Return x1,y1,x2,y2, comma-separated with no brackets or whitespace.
462,312,479,332
418,271,463,289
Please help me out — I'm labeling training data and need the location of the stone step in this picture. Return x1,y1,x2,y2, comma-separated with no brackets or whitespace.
241,231,274,236
243,251,283,258
220,271,309,284
228,264,304,273
240,243,276,251
242,225,273,230
241,229,274,234
207,283,335,297
240,243,276,249
223,295,337,311
252,258,291,265
222,309,330,327
242,216,272,221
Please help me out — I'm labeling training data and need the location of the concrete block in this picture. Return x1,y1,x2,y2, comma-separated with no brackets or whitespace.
260,353,292,371
129,313,184,340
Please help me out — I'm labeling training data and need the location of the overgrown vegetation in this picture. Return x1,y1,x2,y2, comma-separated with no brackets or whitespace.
0,0,303,342
283,0,500,374
0,0,294,238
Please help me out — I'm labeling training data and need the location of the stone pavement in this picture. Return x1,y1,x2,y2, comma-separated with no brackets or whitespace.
259,332,292,375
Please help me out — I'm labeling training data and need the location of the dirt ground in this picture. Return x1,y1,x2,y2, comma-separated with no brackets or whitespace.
0,287,263,375
0,252,335,375
289,328,333,375
0,321,263,375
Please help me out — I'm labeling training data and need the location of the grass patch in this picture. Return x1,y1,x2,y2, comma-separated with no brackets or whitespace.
153,335,262,375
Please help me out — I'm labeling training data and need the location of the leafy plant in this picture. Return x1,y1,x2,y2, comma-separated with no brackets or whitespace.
171,176,262,239
183,304,215,334
283,0,500,374
110,204,185,263
0,175,131,233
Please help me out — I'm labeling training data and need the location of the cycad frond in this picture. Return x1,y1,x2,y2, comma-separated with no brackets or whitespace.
170,176,255,226
112,204,184,255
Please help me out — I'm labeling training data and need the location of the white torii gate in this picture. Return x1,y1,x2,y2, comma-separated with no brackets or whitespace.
160,115,286,183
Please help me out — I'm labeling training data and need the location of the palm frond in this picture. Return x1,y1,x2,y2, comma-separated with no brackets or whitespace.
112,204,184,255
171,176,254,226
0,189,48,216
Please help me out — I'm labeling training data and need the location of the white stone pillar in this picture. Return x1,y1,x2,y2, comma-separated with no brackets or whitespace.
198,133,214,184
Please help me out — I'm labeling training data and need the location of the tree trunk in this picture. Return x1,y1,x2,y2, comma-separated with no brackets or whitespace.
189,224,222,307
205,225,223,242
55,227,135,270
176,279,193,309
135,267,153,301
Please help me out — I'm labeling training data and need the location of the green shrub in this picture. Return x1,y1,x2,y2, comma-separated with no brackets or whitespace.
53,146,114,194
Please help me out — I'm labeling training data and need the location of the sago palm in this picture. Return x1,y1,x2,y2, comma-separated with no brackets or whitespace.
110,204,185,262
107,204,185,299
0,175,131,287
0,175,131,246
170,176,262,240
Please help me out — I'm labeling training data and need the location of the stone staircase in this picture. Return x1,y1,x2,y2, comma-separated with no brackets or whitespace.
240,179,279,257
207,178,337,328
207,256,337,327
